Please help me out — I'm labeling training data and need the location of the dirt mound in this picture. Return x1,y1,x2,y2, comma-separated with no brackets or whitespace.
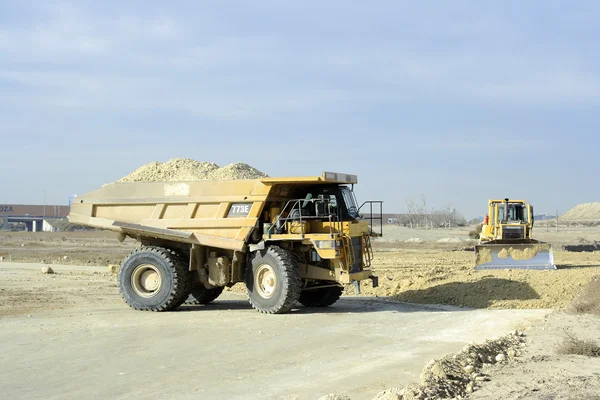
360,250,600,309
116,158,268,182
373,331,526,399
561,202,600,221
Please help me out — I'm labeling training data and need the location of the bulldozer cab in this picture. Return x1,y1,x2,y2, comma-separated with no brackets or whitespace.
482,199,533,242
497,201,528,224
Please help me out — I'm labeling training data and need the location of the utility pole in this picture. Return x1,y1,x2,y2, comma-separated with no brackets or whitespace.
43,190,46,218
555,210,559,233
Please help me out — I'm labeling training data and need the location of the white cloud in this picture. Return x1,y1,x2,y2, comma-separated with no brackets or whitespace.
0,0,598,122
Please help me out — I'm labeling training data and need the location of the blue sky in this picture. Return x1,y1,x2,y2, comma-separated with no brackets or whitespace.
0,1,598,217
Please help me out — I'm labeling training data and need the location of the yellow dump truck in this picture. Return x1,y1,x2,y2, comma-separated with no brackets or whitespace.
69,172,382,314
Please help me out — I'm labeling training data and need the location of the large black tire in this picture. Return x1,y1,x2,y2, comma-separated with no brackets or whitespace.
246,246,302,314
118,246,190,311
298,286,343,307
185,284,224,305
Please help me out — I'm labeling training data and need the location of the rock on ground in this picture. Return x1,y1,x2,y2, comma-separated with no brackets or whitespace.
384,331,527,400
318,394,352,400
372,388,404,400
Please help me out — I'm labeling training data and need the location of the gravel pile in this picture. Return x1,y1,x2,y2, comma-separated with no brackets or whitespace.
116,158,268,182
373,331,526,400
561,202,600,221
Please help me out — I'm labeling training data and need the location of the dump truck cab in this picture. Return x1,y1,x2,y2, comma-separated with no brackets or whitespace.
258,175,380,291
68,171,382,314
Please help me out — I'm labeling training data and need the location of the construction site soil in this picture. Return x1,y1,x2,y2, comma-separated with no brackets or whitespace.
1,229,599,312
1,226,599,399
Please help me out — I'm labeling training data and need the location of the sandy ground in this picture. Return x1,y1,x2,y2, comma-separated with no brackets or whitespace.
0,231,134,266
1,228,599,399
0,262,549,400
2,229,599,311
468,312,600,400
361,248,600,309
375,224,600,246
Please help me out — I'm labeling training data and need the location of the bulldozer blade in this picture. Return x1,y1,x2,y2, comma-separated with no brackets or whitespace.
474,243,556,270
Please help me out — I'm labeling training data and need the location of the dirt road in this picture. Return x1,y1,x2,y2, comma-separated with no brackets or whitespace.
468,312,600,400
0,263,548,400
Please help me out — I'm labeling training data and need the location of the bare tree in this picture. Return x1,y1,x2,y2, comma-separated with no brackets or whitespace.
431,209,446,228
418,193,428,229
443,203,454,228
403,195,467,229
406,199,417,229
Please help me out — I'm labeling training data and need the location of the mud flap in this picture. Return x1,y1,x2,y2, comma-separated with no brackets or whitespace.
352,280,361,294
370,275,379,288
474,243,556,270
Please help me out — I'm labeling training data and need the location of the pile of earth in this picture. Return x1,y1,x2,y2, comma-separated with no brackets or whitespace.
116,158,268,182
560,202,600,221
327,331,527,400
386,331,526,399
358,249,600,309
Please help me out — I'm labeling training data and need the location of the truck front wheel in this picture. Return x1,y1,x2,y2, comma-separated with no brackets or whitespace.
118,246,190,311
246,246,302,314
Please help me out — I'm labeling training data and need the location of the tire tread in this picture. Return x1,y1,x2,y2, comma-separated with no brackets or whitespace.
118,246,189,312
247,246,302,314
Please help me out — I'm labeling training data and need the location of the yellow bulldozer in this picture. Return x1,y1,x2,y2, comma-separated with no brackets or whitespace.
474,198,555,270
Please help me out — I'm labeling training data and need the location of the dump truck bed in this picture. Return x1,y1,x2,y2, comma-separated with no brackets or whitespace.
69,173,358,251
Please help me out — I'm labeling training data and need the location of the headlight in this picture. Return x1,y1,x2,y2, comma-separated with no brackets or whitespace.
315,240,342,249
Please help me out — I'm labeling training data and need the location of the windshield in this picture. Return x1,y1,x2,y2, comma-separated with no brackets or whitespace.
288,185,359,220
497,203,527,223
340,186,359,219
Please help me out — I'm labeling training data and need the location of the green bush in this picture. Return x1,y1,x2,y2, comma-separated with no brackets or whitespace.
468,223,483,239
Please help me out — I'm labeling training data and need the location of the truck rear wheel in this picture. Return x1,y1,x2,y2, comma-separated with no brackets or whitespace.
185,284,224,305
298,286,343,307
246,246,302,314
118,246,190,311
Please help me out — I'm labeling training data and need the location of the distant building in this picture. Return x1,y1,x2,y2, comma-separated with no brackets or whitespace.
42,219,71,232
0,204,69,232
0,204,69,218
